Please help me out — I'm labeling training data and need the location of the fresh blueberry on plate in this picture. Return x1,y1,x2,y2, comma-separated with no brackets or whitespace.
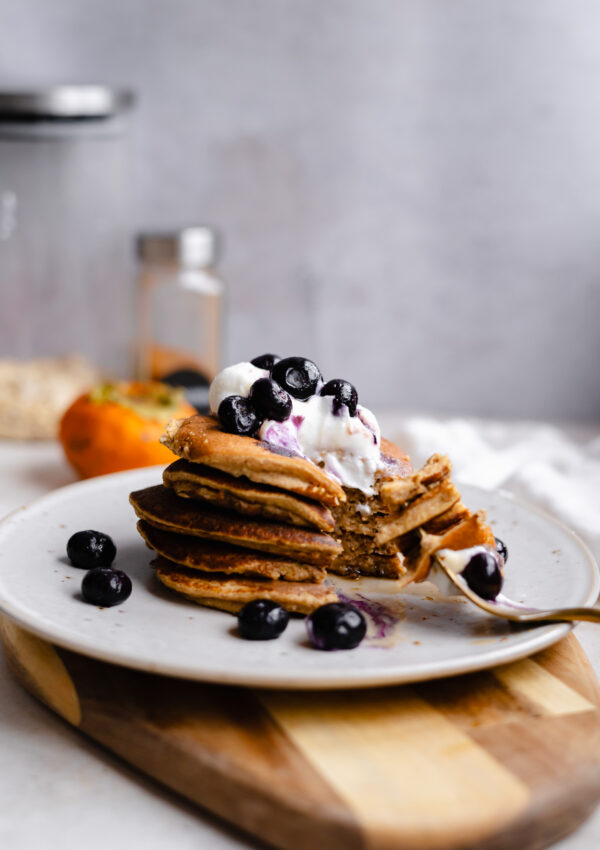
271,357,322,400
306,602,367,650
67,530,117,570
320,379,358,416
250,353,280,371
495,537,508,563
250,377,293,422
461,550,503,600
218,395,262,436
81,568,132,607
237,599,289,640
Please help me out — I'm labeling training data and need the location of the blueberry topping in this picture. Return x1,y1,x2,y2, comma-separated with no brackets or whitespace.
271,357,322,400
461,550,503,600
251,353,280,371
237,599,289,640
218,395,262,436
67,530,117,570
495,537,508,563
250,378,293,422
81,568,132,607
306,602,367,650
320,379,358,416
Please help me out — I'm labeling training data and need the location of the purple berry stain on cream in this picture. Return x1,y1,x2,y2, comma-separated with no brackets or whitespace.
260,421,303,456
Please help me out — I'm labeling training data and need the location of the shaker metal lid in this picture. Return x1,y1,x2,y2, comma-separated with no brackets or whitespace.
138,229,218,268
0,86,135,120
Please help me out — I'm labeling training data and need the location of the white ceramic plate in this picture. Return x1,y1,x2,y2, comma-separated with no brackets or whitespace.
0,467,597,689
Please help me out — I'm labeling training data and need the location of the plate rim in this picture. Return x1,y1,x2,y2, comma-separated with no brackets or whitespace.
0,468,598,690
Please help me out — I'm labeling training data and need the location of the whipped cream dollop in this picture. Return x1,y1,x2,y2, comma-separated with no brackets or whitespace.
428,545,495,597
209,361,383,494
208,361,267,413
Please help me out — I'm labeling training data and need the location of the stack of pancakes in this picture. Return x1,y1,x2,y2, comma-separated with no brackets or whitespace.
130,415,495,613
130,415,349,614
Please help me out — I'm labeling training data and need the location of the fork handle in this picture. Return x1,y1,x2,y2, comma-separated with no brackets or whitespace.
522,607,600,623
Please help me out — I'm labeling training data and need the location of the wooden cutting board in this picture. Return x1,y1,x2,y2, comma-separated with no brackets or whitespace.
3,617,600,850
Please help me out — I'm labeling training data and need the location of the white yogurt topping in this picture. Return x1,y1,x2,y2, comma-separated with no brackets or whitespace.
435,545,490,574
209,361,383,494
428,545,491,597
208,361,267,414
426,564,461,598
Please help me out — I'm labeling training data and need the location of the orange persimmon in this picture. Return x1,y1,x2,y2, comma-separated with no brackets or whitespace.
59,381,196,479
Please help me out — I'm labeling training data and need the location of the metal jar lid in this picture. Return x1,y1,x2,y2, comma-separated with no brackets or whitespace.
0,86,135,121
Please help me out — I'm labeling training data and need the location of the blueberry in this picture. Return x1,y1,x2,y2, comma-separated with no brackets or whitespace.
495,537,508,563
306,602,367,650
81,568,132,607
271,357,322,401
461,550,503,600
67,530,116,570
251,353,280,371
249,378,292,422
218,395,262,436
320,379,358,416
237,599,289,640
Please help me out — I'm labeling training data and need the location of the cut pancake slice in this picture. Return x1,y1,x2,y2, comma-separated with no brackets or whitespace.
326,445,412,576
380,453,451,507
400,505,496,583
375,478,461,545
328,550,405,579
163,458,335,532
130,485,342,567
332,505,405,579
153,557,338,614
364,453,496,586
161,414,345,506
340,530,401,558
137,520,326,583
375,454,461,545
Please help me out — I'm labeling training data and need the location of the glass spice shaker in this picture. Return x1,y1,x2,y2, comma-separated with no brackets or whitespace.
136,227,224,411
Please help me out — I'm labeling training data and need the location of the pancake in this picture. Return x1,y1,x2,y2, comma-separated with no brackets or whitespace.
375,454,461,545
137,521,326,583
421,501,470,534
380,453,451,507
161,414,345,506
375,478,461,545
130,485,342,566
328,550,405,579
399,506,496,583
163,458,335,532
153,557,338,614
326,448,410,577
379,438,413,477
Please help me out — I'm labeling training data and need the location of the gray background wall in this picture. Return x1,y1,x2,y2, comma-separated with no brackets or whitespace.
2,0,600,422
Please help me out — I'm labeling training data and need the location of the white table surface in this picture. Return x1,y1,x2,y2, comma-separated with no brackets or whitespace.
1,435,599,850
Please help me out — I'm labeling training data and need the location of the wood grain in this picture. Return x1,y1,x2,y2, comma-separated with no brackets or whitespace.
2,617,600,850
0,618,81,725
260,688,528,849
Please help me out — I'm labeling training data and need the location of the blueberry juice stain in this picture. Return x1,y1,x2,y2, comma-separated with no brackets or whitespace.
337,591,406,647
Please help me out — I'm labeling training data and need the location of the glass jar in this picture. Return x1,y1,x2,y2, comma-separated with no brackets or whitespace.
0,86,135,377
136,228,224,411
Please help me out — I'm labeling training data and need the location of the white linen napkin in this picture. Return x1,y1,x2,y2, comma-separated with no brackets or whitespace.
380,416,600,560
